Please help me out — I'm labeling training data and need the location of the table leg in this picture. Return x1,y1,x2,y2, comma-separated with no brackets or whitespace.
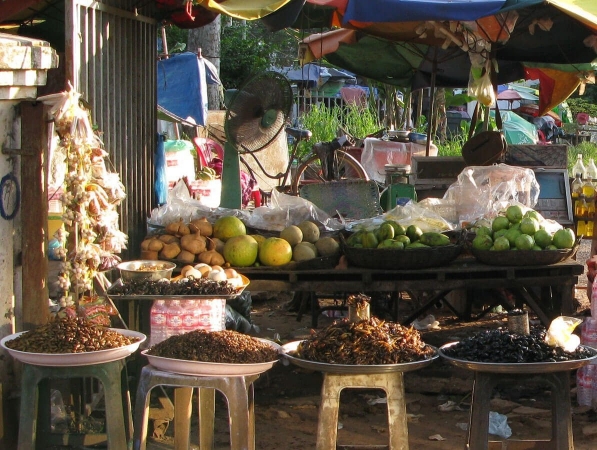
174,387,193,450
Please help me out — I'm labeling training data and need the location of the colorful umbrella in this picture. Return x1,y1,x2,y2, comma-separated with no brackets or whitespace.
491,110,539,145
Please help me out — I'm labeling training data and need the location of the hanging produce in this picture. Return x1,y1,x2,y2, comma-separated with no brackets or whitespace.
39,86,128,308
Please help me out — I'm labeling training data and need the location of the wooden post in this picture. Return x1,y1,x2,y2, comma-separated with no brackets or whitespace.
20,101,49,329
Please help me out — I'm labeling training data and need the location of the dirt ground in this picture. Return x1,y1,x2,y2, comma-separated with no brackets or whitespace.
146,276,597,450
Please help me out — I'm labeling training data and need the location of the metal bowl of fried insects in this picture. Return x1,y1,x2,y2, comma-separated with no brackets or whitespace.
117,260,176,281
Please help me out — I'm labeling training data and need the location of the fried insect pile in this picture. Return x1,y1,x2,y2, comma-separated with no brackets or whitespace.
297,317,434,365
148,330,279,364
110,276,236,296
442,327,594,363
5,317,138,353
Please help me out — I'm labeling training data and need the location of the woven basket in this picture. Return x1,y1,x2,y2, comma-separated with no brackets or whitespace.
340,233,464,270
470,238,580,266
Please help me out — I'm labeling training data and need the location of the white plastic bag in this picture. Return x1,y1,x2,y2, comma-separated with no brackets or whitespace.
488,411,512,439
544,316,583,352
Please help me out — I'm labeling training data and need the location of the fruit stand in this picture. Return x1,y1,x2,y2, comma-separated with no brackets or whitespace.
237,258,582,328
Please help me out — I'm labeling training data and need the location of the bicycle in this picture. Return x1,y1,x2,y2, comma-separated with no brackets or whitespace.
204,123,369,200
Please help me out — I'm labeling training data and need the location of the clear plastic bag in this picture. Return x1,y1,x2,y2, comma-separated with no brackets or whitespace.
345,200,454,233
544,316,583,352
442,164,540,228
247,189,344,232
468,62,495,107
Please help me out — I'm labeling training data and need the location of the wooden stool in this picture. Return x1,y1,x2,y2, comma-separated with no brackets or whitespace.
317,372,409,450
467,371,573,450
133,365,259,450
18,359,132,450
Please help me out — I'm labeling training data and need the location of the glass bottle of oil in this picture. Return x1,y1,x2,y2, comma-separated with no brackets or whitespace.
578,220,587,237
576,194,588,218
571,172,584,201
573,153,586,180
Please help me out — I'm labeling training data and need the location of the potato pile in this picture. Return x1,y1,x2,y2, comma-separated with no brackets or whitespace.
140,217,225,266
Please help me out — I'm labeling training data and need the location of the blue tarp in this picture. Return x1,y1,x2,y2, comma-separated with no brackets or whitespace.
342,0,508,24
157,52,220,127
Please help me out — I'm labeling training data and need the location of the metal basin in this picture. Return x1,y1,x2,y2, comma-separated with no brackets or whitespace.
117,260,176,281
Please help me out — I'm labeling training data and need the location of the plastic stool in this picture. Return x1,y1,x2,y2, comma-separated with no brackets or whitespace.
133,365,259,450
467,370,573,450
18,359,132,450
317,372,409,450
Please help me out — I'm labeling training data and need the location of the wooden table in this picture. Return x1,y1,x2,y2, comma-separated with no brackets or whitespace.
238,258,583,327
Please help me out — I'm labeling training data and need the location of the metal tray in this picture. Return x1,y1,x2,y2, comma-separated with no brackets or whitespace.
1,329,146,367
439,342,597,374
106,275,249,301
142,339,282,377
281,340,438,374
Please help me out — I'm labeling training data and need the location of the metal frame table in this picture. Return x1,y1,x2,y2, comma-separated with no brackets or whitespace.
238,259,583,327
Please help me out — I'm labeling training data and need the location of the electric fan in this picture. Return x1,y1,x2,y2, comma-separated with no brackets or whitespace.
220,71,293,209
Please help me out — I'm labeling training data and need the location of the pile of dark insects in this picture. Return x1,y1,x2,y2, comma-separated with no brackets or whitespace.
109,276,236,296
148,330,279,364
442,327,594,363
297,317,435,365
5,317,138,353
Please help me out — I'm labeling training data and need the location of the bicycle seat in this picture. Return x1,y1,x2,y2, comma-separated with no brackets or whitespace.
286,127,312,141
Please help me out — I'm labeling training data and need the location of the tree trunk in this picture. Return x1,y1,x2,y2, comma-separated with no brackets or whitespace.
187,17,223,110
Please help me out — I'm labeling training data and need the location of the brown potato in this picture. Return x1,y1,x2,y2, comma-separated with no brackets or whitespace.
158,234,179,244
180,233,207,254
177,250,195,264
147,238,164,252
159,242,181,260
165,220,191,237
140,250,158,260
188,217,213,236
196,250,225,266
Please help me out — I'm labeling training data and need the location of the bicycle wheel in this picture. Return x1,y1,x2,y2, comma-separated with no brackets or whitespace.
290,149,368,195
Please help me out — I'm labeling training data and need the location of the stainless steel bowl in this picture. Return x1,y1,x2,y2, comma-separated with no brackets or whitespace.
117,260,176,281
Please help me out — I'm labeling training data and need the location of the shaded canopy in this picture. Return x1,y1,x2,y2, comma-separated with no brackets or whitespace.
296,0,597,114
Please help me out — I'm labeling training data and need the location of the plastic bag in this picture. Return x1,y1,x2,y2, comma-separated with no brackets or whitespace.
148,180,251,231
468,62,495,107
488,411,512,439
246,189,344,232
544,316,582,352
345,200,454,233
442,164,540,228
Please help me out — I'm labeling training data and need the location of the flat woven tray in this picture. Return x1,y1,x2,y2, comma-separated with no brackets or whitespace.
340,233,464,270
470,239,580,266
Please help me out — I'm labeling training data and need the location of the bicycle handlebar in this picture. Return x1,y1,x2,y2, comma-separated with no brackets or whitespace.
286,127,312,142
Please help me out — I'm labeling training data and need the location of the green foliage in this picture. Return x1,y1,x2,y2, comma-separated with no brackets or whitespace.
295,103,381,159
567,141,597,177
163,25,188,55
220,20,297,89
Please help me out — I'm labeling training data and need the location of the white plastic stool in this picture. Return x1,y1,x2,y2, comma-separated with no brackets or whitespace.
133,365,259,450
317,372,409,450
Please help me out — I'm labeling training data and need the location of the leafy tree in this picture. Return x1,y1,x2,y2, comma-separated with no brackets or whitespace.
165,20,299,90
220,20,298,89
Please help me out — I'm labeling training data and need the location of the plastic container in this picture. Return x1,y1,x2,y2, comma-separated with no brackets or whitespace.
149,299,168,346
165,300,185,338
182,300,199,334
577,364,593,406
195,299,226,332
581,317,597,350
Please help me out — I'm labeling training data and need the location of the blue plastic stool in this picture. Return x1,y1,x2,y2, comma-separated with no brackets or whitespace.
17,359,132,450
